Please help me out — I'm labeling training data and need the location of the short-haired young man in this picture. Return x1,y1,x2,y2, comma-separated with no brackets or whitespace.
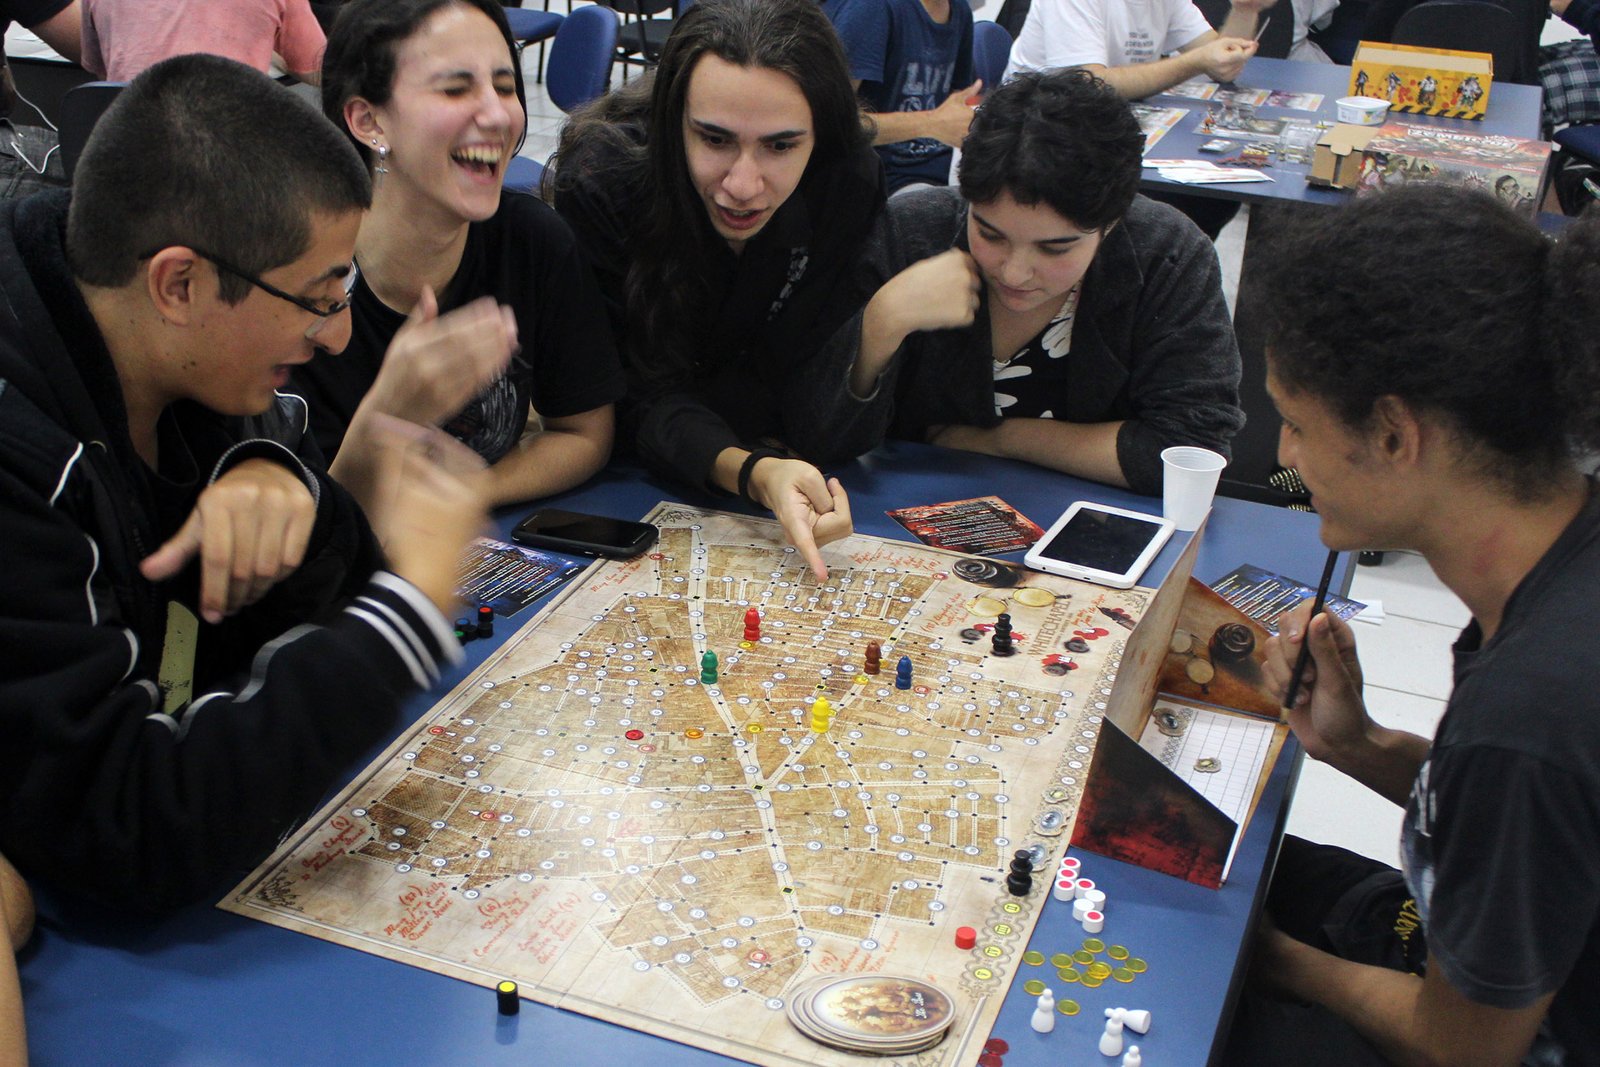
0,54,508,908
1004,0,1278,100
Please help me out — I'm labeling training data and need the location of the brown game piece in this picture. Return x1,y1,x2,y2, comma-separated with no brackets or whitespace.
864,639,882,675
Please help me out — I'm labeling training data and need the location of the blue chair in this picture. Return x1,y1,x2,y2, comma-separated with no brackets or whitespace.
1554,124,1600,210
501,3,564,83
504,5,621,195
971,20,1012,94
58,80,125,180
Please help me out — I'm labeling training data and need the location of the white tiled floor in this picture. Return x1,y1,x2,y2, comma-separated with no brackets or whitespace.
1283,552,1464,866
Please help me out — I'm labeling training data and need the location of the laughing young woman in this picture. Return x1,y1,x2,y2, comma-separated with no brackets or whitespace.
552,0,885,580
298,0,624,508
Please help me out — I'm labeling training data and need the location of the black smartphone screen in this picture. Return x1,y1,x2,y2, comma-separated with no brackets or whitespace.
512,509,657,557
1035,508,1165,575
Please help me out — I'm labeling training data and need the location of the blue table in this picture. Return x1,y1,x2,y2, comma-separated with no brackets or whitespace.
20,444,1344,1066
1139,56,1545,206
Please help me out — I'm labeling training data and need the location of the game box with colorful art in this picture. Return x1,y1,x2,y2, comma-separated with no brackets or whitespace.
1353,121,1552,216
1348,41,1493,119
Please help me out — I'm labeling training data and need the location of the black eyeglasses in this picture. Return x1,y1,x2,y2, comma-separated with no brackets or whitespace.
139,246,359,318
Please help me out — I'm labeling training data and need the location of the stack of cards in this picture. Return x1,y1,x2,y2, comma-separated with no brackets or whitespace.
785,975,955,1055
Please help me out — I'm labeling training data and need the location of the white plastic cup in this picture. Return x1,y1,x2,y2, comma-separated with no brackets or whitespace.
1161,446,1227,532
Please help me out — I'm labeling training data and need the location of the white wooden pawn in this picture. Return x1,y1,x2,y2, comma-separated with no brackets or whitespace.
1122,1046,1142,1067
1030,989,1056,1033
1099,1010,1125,1057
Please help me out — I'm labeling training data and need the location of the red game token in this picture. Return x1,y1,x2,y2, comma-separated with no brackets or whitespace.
955,926,977,949
978,1054,1003,1067
984,1037,1010,1054
625,729,644,741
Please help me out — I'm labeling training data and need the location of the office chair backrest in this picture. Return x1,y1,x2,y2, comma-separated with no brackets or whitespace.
548,3,619,112
58,81,125,181
972,20,1013,92
994,0,1031,41
1391,0,1534,84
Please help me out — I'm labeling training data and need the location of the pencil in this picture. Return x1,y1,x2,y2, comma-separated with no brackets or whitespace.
1253,16,1272,42
1283,548,1339,711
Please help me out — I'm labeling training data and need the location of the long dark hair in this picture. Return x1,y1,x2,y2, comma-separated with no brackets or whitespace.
1253,184,1600,497
556,0,869,385
320,0,527,168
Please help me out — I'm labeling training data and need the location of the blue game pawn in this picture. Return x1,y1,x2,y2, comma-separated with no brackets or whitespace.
895,655,912,690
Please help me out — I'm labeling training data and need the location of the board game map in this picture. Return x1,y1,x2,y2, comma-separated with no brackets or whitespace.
225,504,1151,1067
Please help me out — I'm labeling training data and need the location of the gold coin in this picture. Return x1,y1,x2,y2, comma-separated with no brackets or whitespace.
1014,587,1054,608
968,596,1006,617
1023,979,1046,996
1113,968,1135,983
1080,975,1103,988
1072,950,1094,965
684,727,704,739
1087,962,1112,980
744,723,763,734
739,641,753,650
1022,950,1044,966
1186,658,1215,684
1081,938,1105,954
1108,945,1129,960
1128,958,1148,973
1057,999,1080,1016
1056,967,1079,983
1049,952,1072,968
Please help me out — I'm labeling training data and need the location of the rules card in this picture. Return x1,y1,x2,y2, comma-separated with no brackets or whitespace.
886,495,1045,556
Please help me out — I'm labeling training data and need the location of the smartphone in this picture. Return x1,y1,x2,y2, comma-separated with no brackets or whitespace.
1022,501,1175,589
511,508,658,558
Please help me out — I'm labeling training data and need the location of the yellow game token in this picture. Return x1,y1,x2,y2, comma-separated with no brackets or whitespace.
1081,938,1105,954
739,641,753,650
684,727,704,739
744,723,763,734
1128,958,1148,973
1113,968,1135,983
1023,979,1046,996
1087,962,1112,980
1072,950,1094,965
974,967,994,981
1056,967,1079,983
1023,950,1045,966
1014,588,1054,608
968,596,1006,617
855,675,869,684
1057,999,1080,1017
1080,975,1103,988
1049,952,1072,968
1108,945,1129,961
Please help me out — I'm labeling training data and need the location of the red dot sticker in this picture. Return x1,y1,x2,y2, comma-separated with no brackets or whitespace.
478,811,498,821
428,726,444,735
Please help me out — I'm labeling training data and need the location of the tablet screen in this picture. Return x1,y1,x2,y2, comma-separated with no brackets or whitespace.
1034,508,1166,575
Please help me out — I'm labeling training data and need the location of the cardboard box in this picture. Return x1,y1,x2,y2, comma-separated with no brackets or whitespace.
1350,41,1493,120
1355,122,1552,216
1309,123,1379,189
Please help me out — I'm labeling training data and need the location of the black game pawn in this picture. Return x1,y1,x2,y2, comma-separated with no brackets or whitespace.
1006,849,1033,895
991,613,1015,657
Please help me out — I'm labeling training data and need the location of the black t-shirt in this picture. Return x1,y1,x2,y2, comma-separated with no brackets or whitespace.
293,191,625,464
1401,482,1600,1066
2,0,74,118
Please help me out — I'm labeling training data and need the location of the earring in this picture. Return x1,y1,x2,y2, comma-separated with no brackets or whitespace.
371,139,389,188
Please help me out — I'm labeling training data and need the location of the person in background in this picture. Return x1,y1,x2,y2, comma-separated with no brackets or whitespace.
0,54,496,909
0,0,80,197
1540,0,1600,131
822,0,978,194
822,69,1243,495
0,851,29,1066
1226,184,1600,1067
298,0,621,512
553,0,885,580
81,0,325,84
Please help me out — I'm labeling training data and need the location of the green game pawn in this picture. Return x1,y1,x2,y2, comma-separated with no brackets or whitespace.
700,650,718,685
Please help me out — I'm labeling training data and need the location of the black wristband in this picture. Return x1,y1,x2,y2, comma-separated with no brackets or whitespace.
737,447,786,505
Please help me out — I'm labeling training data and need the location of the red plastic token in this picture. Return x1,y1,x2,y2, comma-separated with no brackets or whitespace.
978,1054,1004,1067
984,1037,1010,1054
625,729,644,741
955,926,978,949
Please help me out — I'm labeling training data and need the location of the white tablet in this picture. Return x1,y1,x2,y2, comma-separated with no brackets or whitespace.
1023,501,1175,589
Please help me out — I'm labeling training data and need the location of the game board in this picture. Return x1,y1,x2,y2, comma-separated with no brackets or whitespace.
225,504,1152,1067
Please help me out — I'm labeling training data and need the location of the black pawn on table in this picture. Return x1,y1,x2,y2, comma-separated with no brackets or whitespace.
991,613,1015,657
1006,849,1033,896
